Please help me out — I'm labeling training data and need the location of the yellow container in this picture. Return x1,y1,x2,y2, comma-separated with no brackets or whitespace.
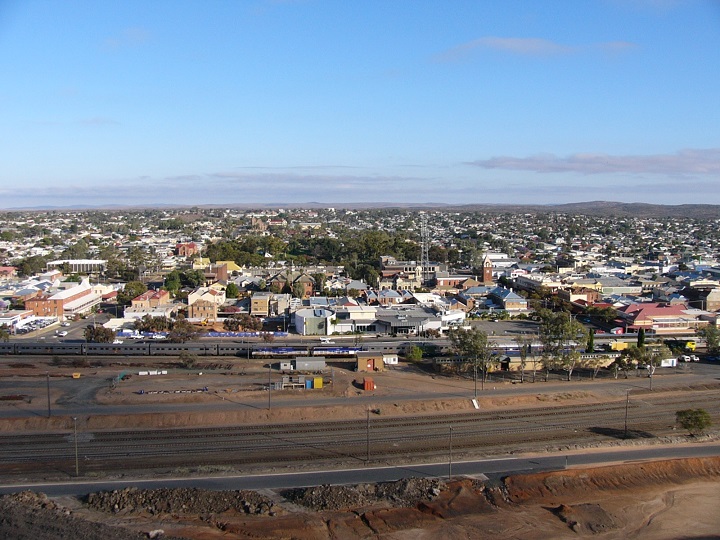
72,373,81,379
313,377,323,389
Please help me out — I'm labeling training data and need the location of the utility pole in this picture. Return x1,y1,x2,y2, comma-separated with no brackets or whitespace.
366,408,370,464
624,389,630,438
268,363,271,410
46,371,51,417
474,361,477,398
73,417,79,477
448,425,453,481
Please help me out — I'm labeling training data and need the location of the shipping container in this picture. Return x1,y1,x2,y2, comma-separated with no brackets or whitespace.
293,357,326,371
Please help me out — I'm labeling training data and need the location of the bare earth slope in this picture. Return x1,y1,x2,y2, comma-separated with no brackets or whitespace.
2,456,720,539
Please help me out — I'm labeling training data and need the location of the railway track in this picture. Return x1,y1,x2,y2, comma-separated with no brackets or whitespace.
0,388,718,478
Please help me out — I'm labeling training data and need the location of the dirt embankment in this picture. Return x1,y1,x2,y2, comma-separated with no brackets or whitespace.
0,389,604,433
504,455,720,505
3,457,720,539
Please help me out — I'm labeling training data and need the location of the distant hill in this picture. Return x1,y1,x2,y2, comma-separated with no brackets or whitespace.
447,201,720,219
4,200,720,219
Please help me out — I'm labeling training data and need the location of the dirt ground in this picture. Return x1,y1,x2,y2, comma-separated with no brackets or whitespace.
0,360,622,432
2,361,720,538
2,457,720,539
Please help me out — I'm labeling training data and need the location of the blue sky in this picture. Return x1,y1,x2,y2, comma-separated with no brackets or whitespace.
1,0,719,208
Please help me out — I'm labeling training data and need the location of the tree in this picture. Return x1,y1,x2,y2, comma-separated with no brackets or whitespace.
84,325,116,343
676,409,712,436
311,273,326,295
405,345,423,361
583,355,608,380
447,327,494,395
225,282,239,299
637,328,646,349
292,281,306,299
698,325,720,355
178,351,198,369
586,330,595,354
513,333,533,383
537,309,588,381
134,314,172,333
118,281,147,306
609,356,632,379
167,318,202,343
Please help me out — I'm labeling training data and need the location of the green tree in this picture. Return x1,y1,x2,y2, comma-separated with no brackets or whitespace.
225,282,240,299
405,345,423,361
698,325,720,355
292,281,305,299
586,330,595,354
513,333,533,383
16,255,47,277
117,281,147,305
447,327,494,395
178,351,198,369
537,309,588,381
637,328,646,349
134,314,171,333
84,325,116,343
167,317,202,343
164,270,182,295
676,409,712,436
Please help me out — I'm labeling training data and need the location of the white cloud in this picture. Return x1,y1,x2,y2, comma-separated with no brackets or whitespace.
103,27,150,50
468,148,720,175
78,117,120,126
433,36,637,62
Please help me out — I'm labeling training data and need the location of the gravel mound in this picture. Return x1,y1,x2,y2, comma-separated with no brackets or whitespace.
0,491,151,540
283,477,445,511
86,487,277,516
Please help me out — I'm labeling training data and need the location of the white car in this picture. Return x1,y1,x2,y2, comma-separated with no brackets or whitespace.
56,331,68,337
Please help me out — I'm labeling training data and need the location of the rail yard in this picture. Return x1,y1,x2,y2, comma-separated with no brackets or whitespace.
0,338,719,482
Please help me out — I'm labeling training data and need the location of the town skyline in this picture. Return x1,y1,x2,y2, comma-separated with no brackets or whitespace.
2,1,719,208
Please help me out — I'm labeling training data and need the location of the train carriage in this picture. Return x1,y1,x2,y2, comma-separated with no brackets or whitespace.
217,343,249,356
15,343,84,355
148,343,215,356
85,342,150,356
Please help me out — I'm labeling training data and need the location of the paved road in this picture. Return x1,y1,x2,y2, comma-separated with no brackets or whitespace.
2,443,718,497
